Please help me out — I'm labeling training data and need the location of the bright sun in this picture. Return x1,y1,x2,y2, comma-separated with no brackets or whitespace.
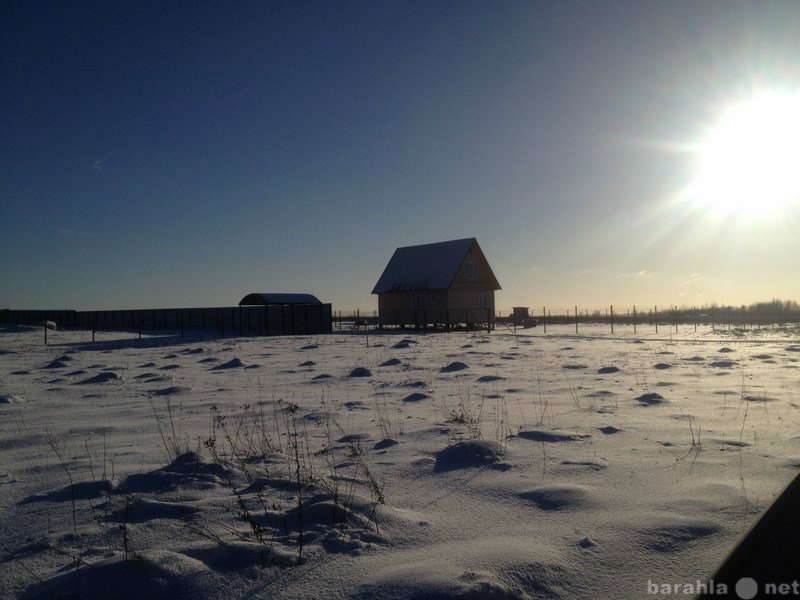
685,91,800,217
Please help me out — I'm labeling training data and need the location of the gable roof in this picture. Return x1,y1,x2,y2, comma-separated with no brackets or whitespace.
371,238,500,294
239,293,321,306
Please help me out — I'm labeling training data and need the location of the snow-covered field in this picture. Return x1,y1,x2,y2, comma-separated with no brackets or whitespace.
2,323,799,598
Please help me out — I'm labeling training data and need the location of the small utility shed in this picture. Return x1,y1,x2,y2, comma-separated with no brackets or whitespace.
371,238,501,330
238,293,332,335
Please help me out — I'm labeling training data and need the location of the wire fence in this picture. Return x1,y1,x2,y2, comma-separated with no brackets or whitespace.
331,302,800,334
495,304,800,335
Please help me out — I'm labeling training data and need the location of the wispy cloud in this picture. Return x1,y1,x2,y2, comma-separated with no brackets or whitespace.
57,227,89,238
621,270,653,278
681,273,707,285
90,159,104,172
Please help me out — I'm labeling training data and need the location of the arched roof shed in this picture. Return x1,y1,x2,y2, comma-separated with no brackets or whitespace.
239,293,322,306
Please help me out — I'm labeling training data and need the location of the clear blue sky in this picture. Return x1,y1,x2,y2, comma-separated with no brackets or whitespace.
3,1,799,313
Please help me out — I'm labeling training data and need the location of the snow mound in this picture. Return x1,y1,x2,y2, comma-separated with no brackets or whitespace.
434,439,504,472
598,425,621,434
403,392,430,403
516,430,588,443
636,393,666,406
392,338,418,349
22,549,210,600
75,372,121,384
638,515,721,553
742,395,778,403
152,386,193,396
519,484,595,511
117,451,238,497
379,358,402,367
211,358,246,370
440,361,469,373
477,375,504,382
653,363,671,370
709,360,737,368
348,367,372,377
42,360,69,369
597,366,620,374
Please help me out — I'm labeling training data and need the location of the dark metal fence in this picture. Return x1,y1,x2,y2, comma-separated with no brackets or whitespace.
0,304,332,336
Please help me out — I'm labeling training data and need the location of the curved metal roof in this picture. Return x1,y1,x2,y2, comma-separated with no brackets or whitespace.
239,293,322,306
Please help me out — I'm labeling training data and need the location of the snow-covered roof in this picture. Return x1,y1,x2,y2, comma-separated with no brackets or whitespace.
372,238,498,294
239,293,321,306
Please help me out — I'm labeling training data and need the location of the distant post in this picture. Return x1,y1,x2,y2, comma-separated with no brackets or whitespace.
575,306,578,334
633,305,637,335
655,305,658,334
542,306,546,334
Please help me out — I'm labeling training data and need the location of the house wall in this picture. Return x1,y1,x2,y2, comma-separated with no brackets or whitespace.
447,289,496,313
378,289,495,327
449,241,498,292
378,291,449,326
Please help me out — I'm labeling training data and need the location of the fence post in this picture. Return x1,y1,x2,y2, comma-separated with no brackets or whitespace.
610,305,614,335
542,306,546,334
633,305,637,335
655,305,658,334
575,306,578,334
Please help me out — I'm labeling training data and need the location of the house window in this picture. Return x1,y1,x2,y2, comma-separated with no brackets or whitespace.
479,293,487,309
465,262,478,279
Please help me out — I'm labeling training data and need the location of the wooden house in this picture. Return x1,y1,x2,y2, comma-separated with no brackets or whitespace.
371,238,501,329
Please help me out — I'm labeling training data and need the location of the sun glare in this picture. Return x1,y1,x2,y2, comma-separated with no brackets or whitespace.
685,91,800,217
